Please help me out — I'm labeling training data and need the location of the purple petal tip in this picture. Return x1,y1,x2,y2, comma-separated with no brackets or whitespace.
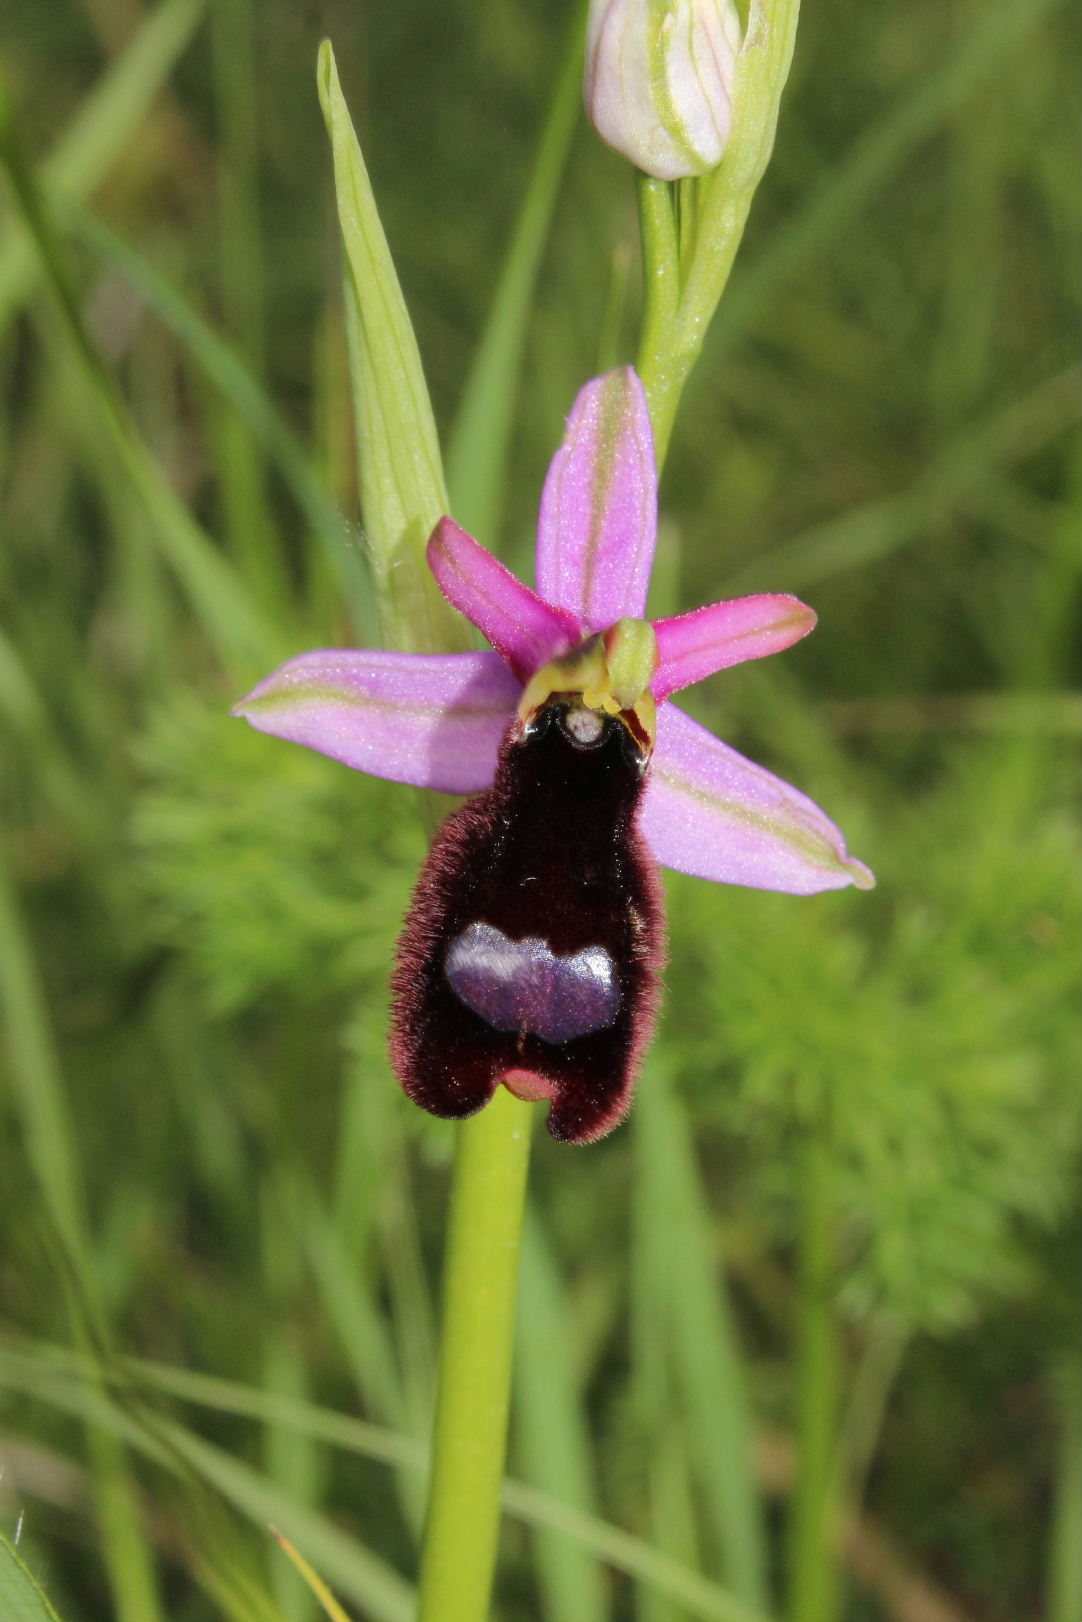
427,516,579,679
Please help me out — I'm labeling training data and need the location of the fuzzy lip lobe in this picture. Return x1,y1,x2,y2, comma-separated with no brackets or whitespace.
390,704,665,1144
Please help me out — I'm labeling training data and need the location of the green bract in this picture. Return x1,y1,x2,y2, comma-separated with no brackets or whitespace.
317,41,469,656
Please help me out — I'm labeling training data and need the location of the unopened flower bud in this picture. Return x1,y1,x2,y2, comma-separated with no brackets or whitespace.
585,0,742,181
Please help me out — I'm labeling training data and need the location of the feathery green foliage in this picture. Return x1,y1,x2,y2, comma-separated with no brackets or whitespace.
0,0,1076,1618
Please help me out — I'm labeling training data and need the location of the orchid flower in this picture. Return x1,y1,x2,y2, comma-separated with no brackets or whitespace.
235,368,872,1142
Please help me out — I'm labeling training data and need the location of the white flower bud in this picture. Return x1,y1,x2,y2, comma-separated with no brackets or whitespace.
585,0,742,181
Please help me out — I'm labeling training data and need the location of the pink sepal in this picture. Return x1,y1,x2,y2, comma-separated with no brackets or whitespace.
233,649,519,794
535,368,657,631
427,518,580,680
652,594,817,700
641,703,875,893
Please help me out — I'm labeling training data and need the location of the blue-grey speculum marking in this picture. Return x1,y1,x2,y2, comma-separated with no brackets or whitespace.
444,921,621,1044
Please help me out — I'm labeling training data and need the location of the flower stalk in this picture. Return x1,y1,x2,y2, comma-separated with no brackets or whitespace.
415,1088,534,1622
635,0,803,464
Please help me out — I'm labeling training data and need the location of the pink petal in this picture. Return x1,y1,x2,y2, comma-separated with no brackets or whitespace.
427,518,580,681
652,595,818,701
536,368,657,631
641,703,875,894
233,650,520,793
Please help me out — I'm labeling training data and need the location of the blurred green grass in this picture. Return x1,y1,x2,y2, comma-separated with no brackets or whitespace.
0,1,1078,1620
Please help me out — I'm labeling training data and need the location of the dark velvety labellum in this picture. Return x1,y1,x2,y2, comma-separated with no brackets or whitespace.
445,921,620,1043
390,704,666,1144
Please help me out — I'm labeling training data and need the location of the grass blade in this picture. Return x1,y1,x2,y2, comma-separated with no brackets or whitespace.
261,1178,325,1622
0,850,163,1622
1046,1370,1082,1622
208,0,291,617
445,7,584,541
302,1185,427,1536
786,1122,842,1622
272,1529,354,1622
0,0,206,332
0,1351,414,1622
706,0,1065,362
0,71,274,677
0,1532,64,1622
63,202,377,640
722,368,1079,594
162,1424,414,1622
0,1341,774,1622
634,1061,769,1613
514,1206,609,1622
0,846,89,1266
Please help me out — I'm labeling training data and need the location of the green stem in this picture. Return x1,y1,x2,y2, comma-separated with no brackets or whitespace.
635,0,802,469
635,175,681,437
416,1088,534,1622
787,1118,842,1622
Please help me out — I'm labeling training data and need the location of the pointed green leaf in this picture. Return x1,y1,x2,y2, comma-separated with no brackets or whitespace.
0,1534,64,1622
317,40,468,654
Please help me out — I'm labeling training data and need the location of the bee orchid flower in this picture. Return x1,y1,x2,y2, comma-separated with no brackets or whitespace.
235,368,872,1142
